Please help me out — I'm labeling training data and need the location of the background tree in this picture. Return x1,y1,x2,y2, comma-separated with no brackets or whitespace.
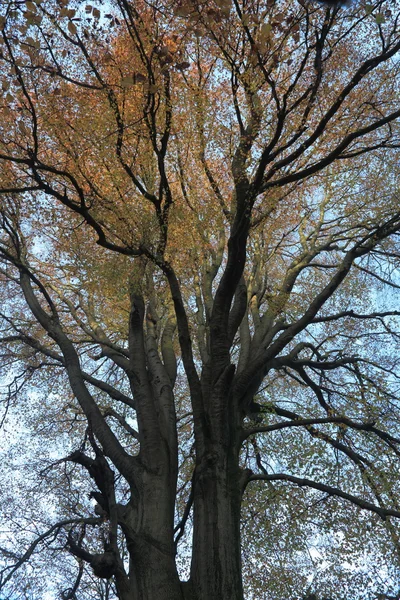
1,0,400,599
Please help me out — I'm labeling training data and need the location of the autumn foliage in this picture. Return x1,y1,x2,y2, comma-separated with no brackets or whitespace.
1,0,400,599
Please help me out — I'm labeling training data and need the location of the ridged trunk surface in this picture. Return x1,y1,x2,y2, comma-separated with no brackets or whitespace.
190,449,244,600
122,472,185,600
127,539,184,600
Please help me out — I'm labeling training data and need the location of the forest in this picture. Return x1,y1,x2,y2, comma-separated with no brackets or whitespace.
0,0,400,598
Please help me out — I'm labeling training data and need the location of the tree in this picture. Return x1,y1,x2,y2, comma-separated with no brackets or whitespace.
1,0,400,598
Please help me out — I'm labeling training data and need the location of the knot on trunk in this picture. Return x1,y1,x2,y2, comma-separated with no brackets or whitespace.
91,552,117,579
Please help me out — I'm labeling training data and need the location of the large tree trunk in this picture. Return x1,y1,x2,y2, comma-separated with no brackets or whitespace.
123,472,185,600
127,537,183,600
190,445,244,600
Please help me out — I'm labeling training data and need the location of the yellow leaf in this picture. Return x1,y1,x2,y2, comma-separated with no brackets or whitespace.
259,22,272,43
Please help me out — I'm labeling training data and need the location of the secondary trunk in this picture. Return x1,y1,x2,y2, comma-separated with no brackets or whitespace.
122,471,185,600
190,446,244,600
127,536,183,600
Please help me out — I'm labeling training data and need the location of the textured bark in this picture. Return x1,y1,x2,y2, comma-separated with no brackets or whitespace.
128,540,183,600
191,449,244,600
121,471,184,600
189,377,244,600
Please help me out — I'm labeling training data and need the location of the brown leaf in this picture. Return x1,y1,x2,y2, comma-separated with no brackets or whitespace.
25,1,37,12
134,72,147,83
175,61,190,70
67,21,77,35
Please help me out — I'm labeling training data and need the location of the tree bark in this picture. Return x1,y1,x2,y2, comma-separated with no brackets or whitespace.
127,538,183,600
190,445,244,600
122,472,185,600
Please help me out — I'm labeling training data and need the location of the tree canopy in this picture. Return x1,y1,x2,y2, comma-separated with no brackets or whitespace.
1,0,400,598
